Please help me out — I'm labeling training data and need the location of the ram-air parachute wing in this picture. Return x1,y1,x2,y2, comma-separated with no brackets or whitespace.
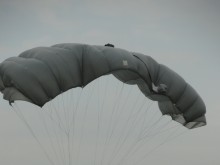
0,43,206,129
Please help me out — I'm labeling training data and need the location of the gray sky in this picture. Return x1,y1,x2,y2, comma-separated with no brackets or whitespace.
0,0,220,165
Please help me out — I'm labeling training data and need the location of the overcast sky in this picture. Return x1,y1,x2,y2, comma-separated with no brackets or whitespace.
0,0,220,165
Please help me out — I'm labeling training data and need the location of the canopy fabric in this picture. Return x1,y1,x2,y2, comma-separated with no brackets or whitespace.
0,43,206,128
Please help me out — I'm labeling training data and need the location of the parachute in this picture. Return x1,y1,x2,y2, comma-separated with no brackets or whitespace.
0,43,206,164
0,43,206,128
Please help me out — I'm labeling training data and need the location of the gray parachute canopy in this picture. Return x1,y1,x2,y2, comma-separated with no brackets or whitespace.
0,43,206,129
